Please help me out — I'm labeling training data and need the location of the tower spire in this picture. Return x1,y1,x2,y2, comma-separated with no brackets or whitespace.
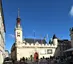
18,8,20,18
16,8,21,28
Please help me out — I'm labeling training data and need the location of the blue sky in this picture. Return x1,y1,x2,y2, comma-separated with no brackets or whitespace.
2,0,73,52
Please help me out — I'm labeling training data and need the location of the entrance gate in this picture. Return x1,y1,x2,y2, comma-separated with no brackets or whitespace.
34,52,39,61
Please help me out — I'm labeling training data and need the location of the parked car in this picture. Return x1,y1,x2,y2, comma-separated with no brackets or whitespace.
3,57,13,64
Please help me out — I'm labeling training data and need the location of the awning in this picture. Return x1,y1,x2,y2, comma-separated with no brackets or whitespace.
64,48,73,52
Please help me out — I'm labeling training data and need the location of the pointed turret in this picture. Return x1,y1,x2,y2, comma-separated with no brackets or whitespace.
16,8,21,28
53,34,57,39
52,34,58,46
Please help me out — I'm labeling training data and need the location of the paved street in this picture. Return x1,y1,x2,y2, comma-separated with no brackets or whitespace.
3,57,73,64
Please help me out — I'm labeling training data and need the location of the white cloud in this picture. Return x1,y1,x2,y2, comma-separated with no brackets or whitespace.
69,6,73,16
9,34,15,38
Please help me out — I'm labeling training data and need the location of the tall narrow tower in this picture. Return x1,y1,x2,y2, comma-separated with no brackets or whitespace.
15,9,23,44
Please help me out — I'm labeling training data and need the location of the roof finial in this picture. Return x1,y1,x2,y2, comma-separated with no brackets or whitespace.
18,8,20,18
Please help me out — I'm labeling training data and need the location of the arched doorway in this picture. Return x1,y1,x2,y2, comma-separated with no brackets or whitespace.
34,52,39,61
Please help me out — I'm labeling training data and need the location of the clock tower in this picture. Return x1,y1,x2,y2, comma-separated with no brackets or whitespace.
15,9,23,44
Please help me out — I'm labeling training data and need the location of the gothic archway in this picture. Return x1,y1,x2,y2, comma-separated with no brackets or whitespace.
34,52,39,61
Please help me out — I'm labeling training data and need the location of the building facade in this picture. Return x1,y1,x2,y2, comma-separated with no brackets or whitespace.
11,10,59,61
5,50,9,58
70,27,73,47
0,0,6,64
54,39,71,57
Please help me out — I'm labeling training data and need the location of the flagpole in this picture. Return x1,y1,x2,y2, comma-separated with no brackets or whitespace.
33,30,36,52
33,30,35,43
40,35,42,44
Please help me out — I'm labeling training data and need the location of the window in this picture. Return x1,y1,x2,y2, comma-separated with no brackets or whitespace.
17,32,20,37
40,50,46,55
47,49,52,54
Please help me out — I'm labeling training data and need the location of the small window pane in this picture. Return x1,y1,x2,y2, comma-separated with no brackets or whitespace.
47,49,52,54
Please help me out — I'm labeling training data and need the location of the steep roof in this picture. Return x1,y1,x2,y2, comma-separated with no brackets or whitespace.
58,39,71,43
58,39,71,48
49,40,53,44
52,34,57,39
24,38,47,44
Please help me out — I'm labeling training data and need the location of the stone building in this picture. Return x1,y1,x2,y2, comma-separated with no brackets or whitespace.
70,27,73,48
54,39,71,57
0,0,6,64
11,10,59,61
63,28,73,54
5,50,9,57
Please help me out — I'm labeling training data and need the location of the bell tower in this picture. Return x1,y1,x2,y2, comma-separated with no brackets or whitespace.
15,8,23,44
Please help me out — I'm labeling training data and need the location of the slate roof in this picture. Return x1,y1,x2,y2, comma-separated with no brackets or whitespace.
24,38,47,44
52,34,57,39
58,39,71,43
49,40,53,44
58,39,71,48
